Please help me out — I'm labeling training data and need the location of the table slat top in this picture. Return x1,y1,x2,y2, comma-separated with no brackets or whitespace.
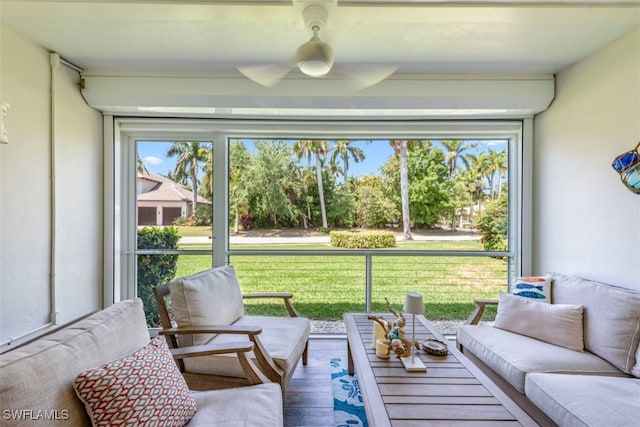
344,313,538,427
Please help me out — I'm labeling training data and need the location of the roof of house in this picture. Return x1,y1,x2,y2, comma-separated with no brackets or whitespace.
137,172,211,204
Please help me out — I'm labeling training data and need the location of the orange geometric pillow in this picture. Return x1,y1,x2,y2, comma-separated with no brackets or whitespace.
74,337,196,427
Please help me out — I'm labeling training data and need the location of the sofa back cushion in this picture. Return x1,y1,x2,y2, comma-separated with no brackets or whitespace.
551,272,640,375
0,299,150,426
168,266,244,346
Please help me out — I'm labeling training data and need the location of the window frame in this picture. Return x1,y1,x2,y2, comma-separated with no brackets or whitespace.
107,117,531,303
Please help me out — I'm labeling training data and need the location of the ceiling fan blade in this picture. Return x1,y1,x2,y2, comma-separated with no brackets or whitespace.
342,65,398,91
237,64,292,88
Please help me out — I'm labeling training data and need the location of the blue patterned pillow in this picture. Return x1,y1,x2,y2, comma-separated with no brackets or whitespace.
511,276,551,303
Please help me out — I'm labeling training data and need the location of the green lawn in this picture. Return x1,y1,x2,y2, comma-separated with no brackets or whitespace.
173,238,502,322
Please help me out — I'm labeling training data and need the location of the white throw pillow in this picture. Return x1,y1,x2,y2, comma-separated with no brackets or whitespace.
494,292,584,352
511,276,551,303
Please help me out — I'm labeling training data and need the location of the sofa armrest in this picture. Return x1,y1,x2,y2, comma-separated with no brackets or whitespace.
464,299,499,325
170,341,270,385
243,293,301,317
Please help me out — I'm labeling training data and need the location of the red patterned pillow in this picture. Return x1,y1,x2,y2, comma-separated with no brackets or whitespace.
74,337,196,426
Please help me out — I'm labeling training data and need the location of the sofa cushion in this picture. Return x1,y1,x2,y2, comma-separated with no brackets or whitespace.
525,373,640,427
74,337,196,427
494,292,584,351
0,299,150,427
457,325,627,393
169,266,244,346
188,383,283,427
183,315,311,379
550,272,640,374
511,276,551,302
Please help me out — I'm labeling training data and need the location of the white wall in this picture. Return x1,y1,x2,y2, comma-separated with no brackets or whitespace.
0,24,103,345
533,27,640,290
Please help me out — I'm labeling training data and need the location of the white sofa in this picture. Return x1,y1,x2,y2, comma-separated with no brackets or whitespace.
457,273,640,426
0,299,283,426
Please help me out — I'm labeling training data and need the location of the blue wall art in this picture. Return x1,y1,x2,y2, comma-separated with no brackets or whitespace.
612,142,640,194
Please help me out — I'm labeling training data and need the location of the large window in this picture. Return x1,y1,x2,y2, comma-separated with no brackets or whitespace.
111,119,529,334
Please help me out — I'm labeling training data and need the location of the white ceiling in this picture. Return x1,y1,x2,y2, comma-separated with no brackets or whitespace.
2,0,639,76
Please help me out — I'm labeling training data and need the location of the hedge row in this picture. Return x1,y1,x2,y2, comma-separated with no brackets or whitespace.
330,230,396,249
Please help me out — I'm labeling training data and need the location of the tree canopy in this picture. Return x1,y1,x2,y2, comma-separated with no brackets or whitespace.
158,139,508,241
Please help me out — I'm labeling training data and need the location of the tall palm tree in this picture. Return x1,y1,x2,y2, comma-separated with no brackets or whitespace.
200,147,214,200
329,140,366,183
229,140,250,233
489,148,508,199
441,140,477,177
293,139,328,229
471,152,492,210
390,139,412,240
166,141,208,213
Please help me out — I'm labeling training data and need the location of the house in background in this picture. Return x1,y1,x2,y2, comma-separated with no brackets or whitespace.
0,0,638,347
137,172,211,226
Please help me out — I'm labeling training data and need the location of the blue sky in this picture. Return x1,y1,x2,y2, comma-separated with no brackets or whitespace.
137,139,507,178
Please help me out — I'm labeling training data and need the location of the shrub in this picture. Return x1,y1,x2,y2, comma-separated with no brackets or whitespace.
137,226,180,326
330,230,396,249
192,205,212,226
476,193,507,252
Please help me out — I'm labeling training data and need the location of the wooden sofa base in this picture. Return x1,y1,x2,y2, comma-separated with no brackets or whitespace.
459,344,557,427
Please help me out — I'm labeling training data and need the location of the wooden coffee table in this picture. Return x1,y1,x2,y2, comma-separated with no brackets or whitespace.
344,313,539,426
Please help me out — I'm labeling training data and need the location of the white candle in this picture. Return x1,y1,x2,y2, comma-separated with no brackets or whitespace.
371,319,388,348
375,338,390,359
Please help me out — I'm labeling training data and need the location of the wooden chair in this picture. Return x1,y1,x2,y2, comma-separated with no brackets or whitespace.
154,266,310,395
163,332,270,387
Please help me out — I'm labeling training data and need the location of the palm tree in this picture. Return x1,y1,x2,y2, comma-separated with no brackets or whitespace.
390,139,412,240
136,153,148,174
329,140,366,183
200,148,214,200
229,140,250,233
489,148,508,199
166,141,208,214
293,139,328,229
441,140,477,177
470,152,492,212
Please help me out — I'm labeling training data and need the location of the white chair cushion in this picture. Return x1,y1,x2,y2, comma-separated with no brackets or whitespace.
457,325,626,393
169,266,244,346
188,383,283,427
525,373,640,427
184,315,311,380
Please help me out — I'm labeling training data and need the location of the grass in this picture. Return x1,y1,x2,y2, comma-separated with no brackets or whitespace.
172,237,503,322
175,226,212,237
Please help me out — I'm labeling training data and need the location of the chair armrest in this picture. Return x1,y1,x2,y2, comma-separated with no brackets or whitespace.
170,341,269,385
243,293,301,317
170,341,254,359
158,324,262,337
464,299,499,325
159,324,283,385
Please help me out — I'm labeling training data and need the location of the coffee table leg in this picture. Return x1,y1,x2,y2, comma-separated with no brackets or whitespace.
347,340,354,375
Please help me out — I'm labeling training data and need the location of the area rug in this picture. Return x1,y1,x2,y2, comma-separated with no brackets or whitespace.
330,357,368,427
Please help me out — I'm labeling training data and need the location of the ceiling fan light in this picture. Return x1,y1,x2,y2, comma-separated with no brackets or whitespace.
296,40,334,77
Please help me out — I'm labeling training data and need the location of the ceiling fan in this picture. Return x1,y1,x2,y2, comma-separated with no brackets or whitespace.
237,4,397,90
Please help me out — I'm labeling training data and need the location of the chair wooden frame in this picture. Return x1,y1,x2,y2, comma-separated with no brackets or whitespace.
154,283,309,394
463,298,499,326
